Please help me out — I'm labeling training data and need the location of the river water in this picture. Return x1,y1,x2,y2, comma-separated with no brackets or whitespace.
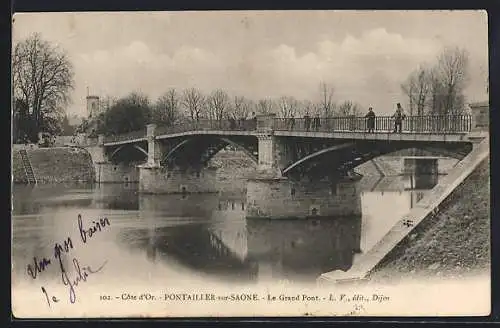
11,173,439,316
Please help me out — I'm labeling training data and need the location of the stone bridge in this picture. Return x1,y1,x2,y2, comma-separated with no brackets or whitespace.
81,107,488,219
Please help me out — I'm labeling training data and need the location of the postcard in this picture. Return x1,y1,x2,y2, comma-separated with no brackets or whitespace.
11,10,490,318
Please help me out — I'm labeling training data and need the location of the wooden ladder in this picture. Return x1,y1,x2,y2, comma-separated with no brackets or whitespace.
18,149,37,185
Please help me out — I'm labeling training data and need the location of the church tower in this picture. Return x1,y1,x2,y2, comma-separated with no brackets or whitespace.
86,87,100,118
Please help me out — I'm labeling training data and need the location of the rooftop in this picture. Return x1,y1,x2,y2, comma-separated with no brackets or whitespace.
469,101,489,108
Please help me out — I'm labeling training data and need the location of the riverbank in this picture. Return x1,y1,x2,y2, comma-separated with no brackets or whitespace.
12,147,95,184
367,157,490,282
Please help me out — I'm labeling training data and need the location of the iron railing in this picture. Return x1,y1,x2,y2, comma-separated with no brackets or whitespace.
102,115,471,144
103,128,147,143
273,115,472,133
155,118,257,136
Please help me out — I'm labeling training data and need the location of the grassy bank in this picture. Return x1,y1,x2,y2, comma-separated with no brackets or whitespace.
369,157,490,281
12,147,95,184
12,150,28,184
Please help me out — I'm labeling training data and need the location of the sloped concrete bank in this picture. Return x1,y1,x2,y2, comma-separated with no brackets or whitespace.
369,157,490,281
12,147,95,184
318,137,489,284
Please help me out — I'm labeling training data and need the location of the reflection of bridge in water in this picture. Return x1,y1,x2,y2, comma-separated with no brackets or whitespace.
97,163,444,283
118,214,363,284
115,182,375,283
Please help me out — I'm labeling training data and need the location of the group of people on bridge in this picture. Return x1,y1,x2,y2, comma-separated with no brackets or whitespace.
366,103,407,133
285,102,407,133
224,103,408,133
228,112,258,130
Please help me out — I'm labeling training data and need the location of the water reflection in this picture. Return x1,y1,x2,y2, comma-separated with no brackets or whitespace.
12,172,439,287
246,217,361,283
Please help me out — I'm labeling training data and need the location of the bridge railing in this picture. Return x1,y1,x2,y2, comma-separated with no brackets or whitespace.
273,115,471,133
155,118,257,135
103,128,147,143
102,115,471,144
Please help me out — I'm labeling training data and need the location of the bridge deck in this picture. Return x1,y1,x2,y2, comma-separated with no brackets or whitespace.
103,129,471,147
100,115,478,146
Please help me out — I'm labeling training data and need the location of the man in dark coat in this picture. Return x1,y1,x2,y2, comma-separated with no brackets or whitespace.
304,113,311,131
365,107,376,133
393,103,406,133
314,113,321,131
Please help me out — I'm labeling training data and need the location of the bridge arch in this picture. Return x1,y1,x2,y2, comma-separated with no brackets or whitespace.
281,141,473,178
282,143,354,175
161,135,258,166
109,144,148,162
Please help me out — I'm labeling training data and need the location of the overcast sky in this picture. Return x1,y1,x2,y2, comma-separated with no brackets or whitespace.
12,10,488,117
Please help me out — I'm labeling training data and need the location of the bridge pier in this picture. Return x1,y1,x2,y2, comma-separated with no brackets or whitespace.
139,165,217,194
403,157,439,176
146,124,163,166
87,135,140,183
94,162,139,183
245,176,362,220
138,123,219,193
250,114,364,219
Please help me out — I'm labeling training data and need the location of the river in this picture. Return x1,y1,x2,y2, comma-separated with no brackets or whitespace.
11,173,439,315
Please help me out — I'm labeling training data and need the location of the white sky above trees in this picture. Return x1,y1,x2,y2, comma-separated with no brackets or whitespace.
12,10,489,117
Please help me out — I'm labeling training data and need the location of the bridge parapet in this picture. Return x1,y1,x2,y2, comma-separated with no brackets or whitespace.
470,101,489,132
101,114,474,145
103,128,147,144
155,118,257,136
273,115,471,133
256,113,276,133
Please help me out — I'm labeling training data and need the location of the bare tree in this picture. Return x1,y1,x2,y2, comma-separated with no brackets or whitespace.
427,67,444,115
207,89,230,120
318,82,335,117
435,46,470,115
13,33,74,138
401,66,432,116
181,88,205,120
154,89,181,126
300,99,320,116
400,46,469,118
278,96,299,118
229,95,253,120
255,98,275,115
338,100,362,116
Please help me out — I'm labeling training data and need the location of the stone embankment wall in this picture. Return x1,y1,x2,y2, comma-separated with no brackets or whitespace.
12,147,95,184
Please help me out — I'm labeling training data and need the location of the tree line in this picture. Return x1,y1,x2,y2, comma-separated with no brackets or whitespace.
401,46,472,117
12,33,475,141
81,83,366,136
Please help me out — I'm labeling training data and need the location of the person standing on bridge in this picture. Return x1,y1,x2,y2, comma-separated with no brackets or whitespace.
313,113,321,131
250,111,257,130
392,103,406,133
304,113,311,131
289,113,295,130
365,107,376,133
